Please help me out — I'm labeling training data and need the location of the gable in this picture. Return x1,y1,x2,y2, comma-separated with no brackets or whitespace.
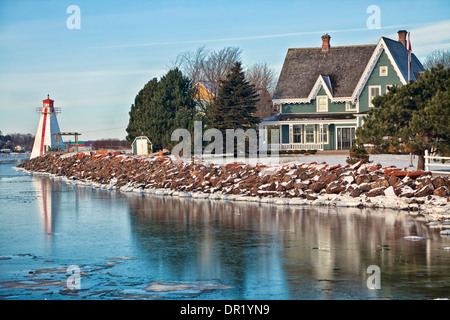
358,50,403,112
351,37,425,101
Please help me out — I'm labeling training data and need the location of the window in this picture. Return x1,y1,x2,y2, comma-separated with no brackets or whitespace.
293,125,303,143
368,86,381,108
317,96,328,112
320,124,328,144
305,125,315,143
346,101,357,111
379,66,388,76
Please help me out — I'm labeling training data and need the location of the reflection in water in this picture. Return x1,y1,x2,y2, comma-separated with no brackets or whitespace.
125,195,450,299
32,177,59,236
3,166,449,299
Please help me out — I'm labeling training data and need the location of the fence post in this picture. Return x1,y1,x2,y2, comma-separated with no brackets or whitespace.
424,149,429,172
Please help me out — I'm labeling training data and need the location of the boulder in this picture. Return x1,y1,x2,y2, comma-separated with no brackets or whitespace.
414,184,435,198
310,181,326,193
355,175,370,185
371,179,389,189
432,177,446,189
318,173,338,184
349,187,361,198
326,184,346,194
388,175,400,187
366,187,386,197
433,186,449,197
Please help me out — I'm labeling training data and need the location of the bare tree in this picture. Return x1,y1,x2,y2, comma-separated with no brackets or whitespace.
246,62,277,119
423,49,450,70
173,46,242,98
172,46,210,87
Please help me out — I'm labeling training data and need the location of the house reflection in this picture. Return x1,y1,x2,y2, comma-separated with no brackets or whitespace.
125,194,443,299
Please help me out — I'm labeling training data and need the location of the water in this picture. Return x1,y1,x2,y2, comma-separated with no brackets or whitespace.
0,161,449,300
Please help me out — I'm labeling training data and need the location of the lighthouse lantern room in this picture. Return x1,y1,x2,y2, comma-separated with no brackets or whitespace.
30,95,64,159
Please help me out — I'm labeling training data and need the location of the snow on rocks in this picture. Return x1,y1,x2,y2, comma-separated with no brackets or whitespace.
16,152,450,216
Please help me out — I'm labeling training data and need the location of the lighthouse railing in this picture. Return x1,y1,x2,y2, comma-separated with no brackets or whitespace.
36,107,61,113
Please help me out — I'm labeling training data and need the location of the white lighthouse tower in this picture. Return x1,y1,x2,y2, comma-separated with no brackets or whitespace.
30,95,64,159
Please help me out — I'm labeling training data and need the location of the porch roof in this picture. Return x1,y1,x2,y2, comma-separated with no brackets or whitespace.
261,113,356,123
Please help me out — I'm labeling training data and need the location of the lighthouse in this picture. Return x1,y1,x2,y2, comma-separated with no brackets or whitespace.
30,95,64,159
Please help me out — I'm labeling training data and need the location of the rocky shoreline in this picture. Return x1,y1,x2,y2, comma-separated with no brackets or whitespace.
17,151,450,217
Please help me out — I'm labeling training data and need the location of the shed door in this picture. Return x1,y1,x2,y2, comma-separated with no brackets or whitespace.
137,139,147,155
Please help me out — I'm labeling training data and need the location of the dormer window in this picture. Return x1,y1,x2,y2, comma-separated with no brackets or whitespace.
346,101,357,111
317,96,328,112
380,66,388,76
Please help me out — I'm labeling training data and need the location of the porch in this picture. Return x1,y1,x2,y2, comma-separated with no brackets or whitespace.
259,113,359,151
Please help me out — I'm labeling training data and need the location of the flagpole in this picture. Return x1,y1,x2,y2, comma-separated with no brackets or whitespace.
408,32,411,82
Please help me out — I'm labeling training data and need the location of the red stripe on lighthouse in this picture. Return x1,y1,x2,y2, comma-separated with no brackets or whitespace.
39,110,48,156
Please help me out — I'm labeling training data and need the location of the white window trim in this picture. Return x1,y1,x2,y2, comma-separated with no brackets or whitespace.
368,85,381,108
305,124,315,143
321,124,329,144
316,95,328,112
379,66,388,77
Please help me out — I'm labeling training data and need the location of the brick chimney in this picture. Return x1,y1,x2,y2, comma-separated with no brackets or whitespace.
321,33,331,52
397,30,407,48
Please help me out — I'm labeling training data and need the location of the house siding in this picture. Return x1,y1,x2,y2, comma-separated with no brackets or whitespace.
281,87,347,114
359,50,403,112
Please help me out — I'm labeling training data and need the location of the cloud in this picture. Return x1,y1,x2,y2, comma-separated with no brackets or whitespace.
103,23,413,49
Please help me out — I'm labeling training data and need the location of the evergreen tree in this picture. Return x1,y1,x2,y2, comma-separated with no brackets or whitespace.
126,68,196,150
208,61,260,132
356,65,450,170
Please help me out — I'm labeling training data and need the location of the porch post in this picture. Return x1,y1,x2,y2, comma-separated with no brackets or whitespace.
289,124,293,150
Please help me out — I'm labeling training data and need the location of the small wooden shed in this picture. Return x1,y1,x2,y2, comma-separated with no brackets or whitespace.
132,136,153,155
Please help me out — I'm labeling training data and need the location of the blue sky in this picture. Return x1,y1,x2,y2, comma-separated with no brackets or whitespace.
1,0,449,141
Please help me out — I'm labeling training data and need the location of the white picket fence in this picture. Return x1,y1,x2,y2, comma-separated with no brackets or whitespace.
424,150,450,174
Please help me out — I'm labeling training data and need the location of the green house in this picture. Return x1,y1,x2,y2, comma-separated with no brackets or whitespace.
259,30,425,151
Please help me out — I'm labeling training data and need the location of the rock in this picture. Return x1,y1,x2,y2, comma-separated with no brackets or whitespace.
310,181,326,193
318,173,338,184
284,180,294,190
388,175,400,187
366,187,385,197
326,184,346,194
384,186,398,197
359,183,372,192
414,184,434,198
432,177,446,189
349,187,361,198
306,193,318,201
371,179,389,189
396,185,415,198
433,186,449,197
294,181,309,189
355,175,370,185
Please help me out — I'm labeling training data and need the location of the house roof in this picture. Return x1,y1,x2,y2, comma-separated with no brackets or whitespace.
272,36,425,103
273,44,377,101
381,37,424,82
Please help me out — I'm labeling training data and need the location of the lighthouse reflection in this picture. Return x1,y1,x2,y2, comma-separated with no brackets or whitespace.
31,176,62,236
